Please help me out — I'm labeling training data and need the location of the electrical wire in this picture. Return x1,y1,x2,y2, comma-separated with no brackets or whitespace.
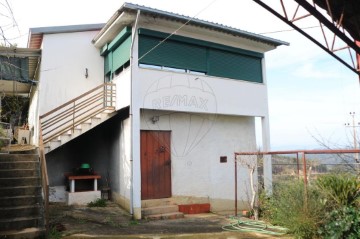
222,217,288,236
138,0,218,61
259,25,319,35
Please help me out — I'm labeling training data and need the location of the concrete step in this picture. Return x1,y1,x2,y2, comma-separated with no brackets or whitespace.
0,205,42,219
90,117,101,127
9,148,38,155
144,212,184,220
80,122,91,133
0,177,40,187
0,195,42,207
49,139,61,151
142,205,179,216
0,154,38,162
0,217,43,231
142,198,175,208
0,161,39,170
0,227,46,239
0,186,41,197
60,134,71,144
0,169,39,178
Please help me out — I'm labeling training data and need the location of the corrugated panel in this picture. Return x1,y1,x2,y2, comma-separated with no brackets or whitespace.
208,49,263,83
112,36,131,72
138,35,207,72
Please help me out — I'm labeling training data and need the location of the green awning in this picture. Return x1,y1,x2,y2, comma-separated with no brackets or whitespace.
0,56,30,83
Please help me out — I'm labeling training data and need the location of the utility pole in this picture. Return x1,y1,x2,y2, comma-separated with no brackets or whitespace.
345,112,360,163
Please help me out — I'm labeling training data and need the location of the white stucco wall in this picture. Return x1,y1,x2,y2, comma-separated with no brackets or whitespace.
38,30,104,115
113,69,131,110
111,117,132,210
140,109,257,210
124,18,272,214
130,19,270,118
28,85,40,145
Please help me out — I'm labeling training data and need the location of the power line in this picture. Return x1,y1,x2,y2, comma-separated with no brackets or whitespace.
138,0,218,61
258,25,320,35
4,0,20,34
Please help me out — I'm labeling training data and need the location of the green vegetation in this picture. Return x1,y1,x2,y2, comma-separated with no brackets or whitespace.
261,181,325,239
48,226,62,239
0,125,6,150
316,174,360,207
87,198,107,207
261,174,360,239
318,206,360,239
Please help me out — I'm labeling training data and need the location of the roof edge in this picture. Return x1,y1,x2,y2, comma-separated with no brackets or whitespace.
93,2,289,47
30,23,105,35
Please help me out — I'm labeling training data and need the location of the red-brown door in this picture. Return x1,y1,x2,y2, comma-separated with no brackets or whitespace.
141,130,171,200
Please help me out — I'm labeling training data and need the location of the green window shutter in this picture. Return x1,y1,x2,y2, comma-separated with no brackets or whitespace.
138,35,207,72
104,51,112,75
112,36,131,72
208,49,263,83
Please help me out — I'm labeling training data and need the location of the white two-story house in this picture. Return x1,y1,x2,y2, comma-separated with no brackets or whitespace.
27,3,286,219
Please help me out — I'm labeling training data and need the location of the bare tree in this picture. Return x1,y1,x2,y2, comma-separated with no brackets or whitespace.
236,154,260,220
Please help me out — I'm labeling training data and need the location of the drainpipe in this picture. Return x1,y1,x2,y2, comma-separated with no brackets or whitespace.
129,10,141,216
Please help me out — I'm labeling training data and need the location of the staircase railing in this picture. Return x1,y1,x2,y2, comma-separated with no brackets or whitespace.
38,126,49,232
40,83,116,144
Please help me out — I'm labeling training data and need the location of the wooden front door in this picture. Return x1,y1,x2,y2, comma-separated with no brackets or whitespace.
141,130,171,200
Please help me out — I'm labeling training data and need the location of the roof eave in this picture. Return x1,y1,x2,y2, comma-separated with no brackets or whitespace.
93,2,288,48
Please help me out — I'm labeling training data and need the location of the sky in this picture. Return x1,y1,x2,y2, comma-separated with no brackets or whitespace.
1,0,360,150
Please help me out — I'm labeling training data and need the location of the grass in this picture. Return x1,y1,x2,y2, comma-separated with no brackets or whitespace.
87,198,107,207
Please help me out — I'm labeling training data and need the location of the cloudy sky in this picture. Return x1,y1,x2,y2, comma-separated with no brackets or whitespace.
2,0,360,150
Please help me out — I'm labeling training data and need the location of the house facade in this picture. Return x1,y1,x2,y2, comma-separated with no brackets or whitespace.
27,3,286,219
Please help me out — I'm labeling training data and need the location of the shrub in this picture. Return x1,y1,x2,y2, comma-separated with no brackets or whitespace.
318,206,360,239
261,181,325,239
87,198,107,207
316,174,360,208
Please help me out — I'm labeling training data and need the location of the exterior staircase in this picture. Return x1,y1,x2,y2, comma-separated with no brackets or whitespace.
40,83,116,154
0,152,46,239
141,198,184,220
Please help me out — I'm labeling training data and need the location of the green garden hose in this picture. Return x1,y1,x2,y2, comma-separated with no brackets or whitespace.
222,217,288,236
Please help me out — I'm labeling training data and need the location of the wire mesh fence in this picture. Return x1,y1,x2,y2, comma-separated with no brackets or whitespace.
261,152,360,186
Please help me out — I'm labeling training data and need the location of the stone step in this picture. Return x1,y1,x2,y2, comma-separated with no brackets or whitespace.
0,177,40,187
0,169,39,178
0,161,39,170
144,212,184,220
0,154,38,162
141,198,175,208
0,227,46,239
0,217,43,231
60,134,71,145
49,139,61,151
142,205,179,216
9,149,38,155
0,186,41,197
0,195,42,207
0,205,42,219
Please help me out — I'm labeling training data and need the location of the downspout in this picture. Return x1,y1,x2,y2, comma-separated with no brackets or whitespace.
129,9,141,216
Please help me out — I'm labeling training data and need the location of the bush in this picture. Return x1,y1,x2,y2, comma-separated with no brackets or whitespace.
261,181,325,239
87,198,107,207
316,174,360,208
318,206,360,239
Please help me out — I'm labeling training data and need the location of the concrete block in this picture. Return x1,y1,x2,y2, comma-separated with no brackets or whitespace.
66,191,101,205
49,186,66,203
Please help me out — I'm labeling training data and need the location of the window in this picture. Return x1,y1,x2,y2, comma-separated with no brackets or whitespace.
138,28,264,83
